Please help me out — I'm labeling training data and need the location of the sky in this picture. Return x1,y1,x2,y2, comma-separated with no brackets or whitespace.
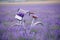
0,0,60,2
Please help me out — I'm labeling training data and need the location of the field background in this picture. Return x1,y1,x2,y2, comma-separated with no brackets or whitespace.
0,2,60,40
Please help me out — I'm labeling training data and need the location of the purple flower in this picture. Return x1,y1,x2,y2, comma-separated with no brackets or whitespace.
17,12,24,18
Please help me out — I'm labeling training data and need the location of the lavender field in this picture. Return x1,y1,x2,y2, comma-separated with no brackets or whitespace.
0,3,60,40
